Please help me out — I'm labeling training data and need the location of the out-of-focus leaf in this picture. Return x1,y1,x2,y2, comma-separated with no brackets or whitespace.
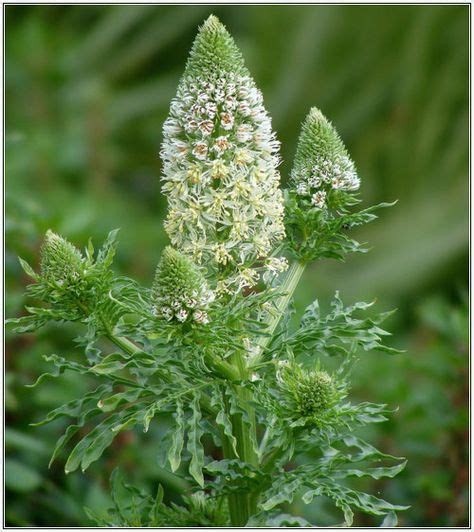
5,459,42,492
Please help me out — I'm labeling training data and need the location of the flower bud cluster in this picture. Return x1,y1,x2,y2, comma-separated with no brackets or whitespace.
290,108,360,211
40,230,84,286
160,16,285,291
293,370,336,417
151,246,214,324
277,361,341,427
37,230,112,322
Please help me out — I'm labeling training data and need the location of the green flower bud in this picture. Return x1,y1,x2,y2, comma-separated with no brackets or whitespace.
184,14,247,77
291,108,360,208
40,230,84,285
151,246,214,324
293,370,337,417
278,362,341,426
285,108,366,262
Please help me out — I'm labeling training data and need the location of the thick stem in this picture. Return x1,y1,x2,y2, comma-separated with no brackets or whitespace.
222,261,306,525
154,464,191,495
223,352,259,526
258,260,306,351
106,333,141,356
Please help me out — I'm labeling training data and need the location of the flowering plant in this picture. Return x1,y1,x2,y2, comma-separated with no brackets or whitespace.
8,16,407,527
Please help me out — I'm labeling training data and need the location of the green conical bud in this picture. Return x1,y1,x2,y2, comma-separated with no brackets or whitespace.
184,15,247,77
291,107,360,209
40,230,83,285
151,246,214,324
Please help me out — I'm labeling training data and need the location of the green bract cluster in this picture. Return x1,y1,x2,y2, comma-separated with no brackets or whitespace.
7,15,407,528
277,362,342,427
10,229,121,333
40,230,84,284
151,246,214,324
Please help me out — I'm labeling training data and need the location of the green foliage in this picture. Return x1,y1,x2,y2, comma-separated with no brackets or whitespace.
7,229,121,334
6,13,408,528
276,361,343,427
85,469,229,526
278,292,403,358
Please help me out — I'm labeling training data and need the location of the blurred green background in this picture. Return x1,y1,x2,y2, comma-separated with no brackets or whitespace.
5,4,469,527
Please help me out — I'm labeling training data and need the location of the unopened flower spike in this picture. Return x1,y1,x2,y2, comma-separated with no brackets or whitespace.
151,246,214,324
160,15,285,291
291,107,360,205
284,107,371,262
40,229,84,285
278,361,345,428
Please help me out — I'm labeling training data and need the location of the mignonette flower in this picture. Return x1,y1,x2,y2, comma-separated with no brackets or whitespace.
40,230,84,285
160,15,285,291
151,246,213,325
265,256,289,274
311,190,327,209
290,107,360,211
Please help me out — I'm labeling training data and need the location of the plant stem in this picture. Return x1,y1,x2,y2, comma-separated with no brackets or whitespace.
258,260,306,351
154,464,191,495
222,261,306,525
223,352,259,526
106,333,141,356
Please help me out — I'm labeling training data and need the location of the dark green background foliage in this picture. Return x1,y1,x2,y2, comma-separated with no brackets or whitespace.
5,5,468,527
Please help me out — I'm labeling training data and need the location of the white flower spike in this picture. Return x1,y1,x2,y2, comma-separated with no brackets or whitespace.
161,15,285,291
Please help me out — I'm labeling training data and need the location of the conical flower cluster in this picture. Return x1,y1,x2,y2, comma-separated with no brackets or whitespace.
151,246,214,324
160,15,285,291
291,108,360,210
40,230,84,285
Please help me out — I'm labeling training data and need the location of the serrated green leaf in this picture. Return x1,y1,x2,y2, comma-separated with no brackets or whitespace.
227,387,259,458
64,412,136,474
260,478,302,511
333,460,407,480
168,398,185,472
32,384,111,426
187,392,204,487
97,388,144,413
212,389,238,457
149,484,164,525
91,353,128,375
5,314,46,333
49,424,82,468
247,511,313,527
380,511,398,527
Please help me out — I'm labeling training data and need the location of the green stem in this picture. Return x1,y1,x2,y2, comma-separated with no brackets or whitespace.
106,333,141,356
222,261,306,525
258,260,306,351
223,352,259,526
